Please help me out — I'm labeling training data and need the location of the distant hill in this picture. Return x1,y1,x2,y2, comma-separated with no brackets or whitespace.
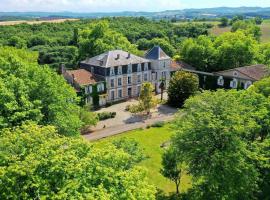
1,7,270,21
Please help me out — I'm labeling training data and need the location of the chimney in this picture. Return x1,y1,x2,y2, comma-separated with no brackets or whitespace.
127,53,131,59
60,64,66,74
71,74,76,85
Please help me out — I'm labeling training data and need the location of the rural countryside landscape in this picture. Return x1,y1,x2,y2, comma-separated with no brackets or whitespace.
0,0,270,199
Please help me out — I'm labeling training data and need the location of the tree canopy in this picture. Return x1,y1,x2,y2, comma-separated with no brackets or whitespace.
0,123,156,199
0,47,83,136
170,89,270,199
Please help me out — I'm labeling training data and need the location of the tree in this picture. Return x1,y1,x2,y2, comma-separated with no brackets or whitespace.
254,16,263,25
231,20,262,41
79,21,140,59
171,89,270,199
8,36,26,49
0,47,83,136
251,77,270,97
161,147,184,194
219,17,229,27
168,71,199,107
214,31,260,69
0,123,156,199
180,35,217,71
79,104,98,131
138,82,158,114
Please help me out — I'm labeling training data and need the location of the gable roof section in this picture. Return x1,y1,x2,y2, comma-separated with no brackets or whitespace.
145,46,171,60
81,50,149,68
216,64,270,81
66,69,101,86
171,60,196,71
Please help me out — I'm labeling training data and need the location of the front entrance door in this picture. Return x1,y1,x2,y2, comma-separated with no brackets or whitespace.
128,88,132,97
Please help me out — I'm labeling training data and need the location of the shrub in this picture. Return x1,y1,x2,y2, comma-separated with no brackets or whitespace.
151,121,165,128
97,112,116,121
168,71,199,107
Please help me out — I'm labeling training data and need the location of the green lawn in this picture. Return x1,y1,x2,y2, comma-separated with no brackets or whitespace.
93,124,192,194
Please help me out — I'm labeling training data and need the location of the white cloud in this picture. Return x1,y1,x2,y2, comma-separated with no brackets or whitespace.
0,0,183,12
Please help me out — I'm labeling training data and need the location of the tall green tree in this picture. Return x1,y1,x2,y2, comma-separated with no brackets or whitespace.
161,147,185,194
171,89,270,199
138,82,158,115
0,47,83,136
231,20,262,41
168,71,199,107
0,123,156,199
79,21,140,59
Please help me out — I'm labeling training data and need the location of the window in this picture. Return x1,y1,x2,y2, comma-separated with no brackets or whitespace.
137,85,141,95
128,64,132,74
217,76,224,86
162,71,166,79
245,81,252,89
137,64,142,72
163,61,166,68
110,79,115,88
230,78,238,88
110,90,115,100
137,74,141,83
118,89,122,98
110,67,115,76
97,83,104,92
127,76,132,85
118,77,122,86
144,73,148,81
152,73,156,81
233,71,238,77
118,66,122,75
91,67,94,73
144,63,148,71
85,85,92,94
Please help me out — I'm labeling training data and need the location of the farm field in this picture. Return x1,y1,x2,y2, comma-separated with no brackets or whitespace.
93,124,192,195
210,20,270,43
0,18,79,26
174,20,270,43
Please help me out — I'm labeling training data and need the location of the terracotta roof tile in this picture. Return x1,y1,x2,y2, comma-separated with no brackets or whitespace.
67,69,100,86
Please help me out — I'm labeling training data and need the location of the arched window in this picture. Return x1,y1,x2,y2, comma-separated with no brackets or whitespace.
230,78,238,88
217,76,224,86
244,81,252,89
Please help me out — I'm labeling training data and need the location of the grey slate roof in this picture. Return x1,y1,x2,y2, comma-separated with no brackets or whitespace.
81,50,149,68
145,46,171,60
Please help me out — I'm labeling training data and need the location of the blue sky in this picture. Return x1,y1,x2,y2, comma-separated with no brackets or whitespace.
1,0,270,12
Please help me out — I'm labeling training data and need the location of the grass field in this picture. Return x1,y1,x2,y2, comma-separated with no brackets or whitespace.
0,18,79,26
93,124,192,195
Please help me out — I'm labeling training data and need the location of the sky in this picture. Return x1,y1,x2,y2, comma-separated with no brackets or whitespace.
1,0,270,12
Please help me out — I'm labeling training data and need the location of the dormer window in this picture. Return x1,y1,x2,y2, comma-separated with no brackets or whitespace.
217,76,224,86
233,71,238,77
137,64,142,72
144,63,148,71
118,66,122,75
110,67,115,76
128,64,132,74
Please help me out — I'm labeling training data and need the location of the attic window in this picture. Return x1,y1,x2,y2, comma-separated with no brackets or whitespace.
144,63,148,71
115,54,120,60
137,64,142,72
128,64,132,74
118,66,122,75
110,67,115,76
233,71,238,77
